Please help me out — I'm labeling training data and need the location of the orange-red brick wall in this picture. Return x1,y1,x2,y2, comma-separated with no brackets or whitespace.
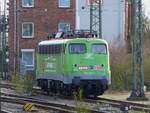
8,0,75,72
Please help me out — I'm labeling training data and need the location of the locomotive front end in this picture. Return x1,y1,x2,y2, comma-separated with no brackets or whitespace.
67,38,111,96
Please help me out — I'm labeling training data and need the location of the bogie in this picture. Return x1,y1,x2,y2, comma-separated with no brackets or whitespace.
37,79,107,97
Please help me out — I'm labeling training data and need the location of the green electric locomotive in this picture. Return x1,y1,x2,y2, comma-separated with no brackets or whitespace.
36,35,111,96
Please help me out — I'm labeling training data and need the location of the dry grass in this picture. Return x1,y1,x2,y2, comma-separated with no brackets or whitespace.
110,46,131,91
110,39,150,91
143,39,150,90
74,90,91,113
11,73,35,95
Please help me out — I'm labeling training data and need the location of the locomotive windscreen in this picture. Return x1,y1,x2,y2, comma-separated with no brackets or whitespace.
68,43,86,54
92,44,107,54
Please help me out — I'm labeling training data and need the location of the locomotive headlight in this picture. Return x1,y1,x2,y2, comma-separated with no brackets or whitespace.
94,65,102,70
78,66,88,70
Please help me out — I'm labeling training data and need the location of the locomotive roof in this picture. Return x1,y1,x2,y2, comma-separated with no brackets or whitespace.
39,39,72,45
38,38,107,45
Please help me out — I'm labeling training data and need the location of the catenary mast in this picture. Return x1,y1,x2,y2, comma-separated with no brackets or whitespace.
90,0,102,38
127,0,148,100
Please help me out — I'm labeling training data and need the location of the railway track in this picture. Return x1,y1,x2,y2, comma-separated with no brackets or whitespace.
0,82,12,89
85,97,150,112
0,110,13,113
1,92,104,113
2,92,150,113
1,82,150,112
1,96,74,113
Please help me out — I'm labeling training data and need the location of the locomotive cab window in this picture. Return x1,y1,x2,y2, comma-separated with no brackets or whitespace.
39,44,65,54
92,44,107,54
69,44,86,54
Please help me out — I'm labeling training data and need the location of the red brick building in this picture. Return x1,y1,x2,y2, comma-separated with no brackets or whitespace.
8,0,75,73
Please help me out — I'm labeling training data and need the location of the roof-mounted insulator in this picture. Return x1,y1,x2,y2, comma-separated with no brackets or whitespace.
47,30,98,39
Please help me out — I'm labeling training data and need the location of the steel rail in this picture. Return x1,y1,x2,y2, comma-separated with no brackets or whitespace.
0,110,13,113
1,93,104,113
85,97,150,112
1,96,75,113
0,83,12,89
2,82,149,112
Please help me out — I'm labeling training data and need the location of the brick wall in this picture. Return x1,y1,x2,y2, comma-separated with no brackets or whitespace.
8,0,75,72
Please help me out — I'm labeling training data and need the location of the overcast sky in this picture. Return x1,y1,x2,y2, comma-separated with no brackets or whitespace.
143,0,150,18
0,0,150,18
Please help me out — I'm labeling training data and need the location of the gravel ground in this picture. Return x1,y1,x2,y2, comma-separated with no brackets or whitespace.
100,91,150,105
1,87,123,113
1,102,56,113
1,87,17,94
1,80,148,113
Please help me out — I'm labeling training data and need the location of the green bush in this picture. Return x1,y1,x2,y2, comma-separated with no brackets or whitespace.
11,73,35,95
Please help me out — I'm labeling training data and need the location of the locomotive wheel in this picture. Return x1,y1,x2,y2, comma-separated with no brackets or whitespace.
63,84,72,96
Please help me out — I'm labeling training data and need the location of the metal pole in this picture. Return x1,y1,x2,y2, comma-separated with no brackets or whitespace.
0,0,7,110
90,0,93,34
90,0,102,38
129,0,137,98
1,0,7,79
17,0,20,73
98,0,102,38
138,0,145,97
127,0,148,100
3,0,7,78
14,0,17,73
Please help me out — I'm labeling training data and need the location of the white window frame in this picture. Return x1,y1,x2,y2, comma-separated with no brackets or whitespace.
21,49,35,70
58,22,70,32
22,22,34,38
58,0,70,8
22,0,34,7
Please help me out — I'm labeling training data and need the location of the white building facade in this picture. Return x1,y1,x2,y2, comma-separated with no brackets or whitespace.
76,0,125,46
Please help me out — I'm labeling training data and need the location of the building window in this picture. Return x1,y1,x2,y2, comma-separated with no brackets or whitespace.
58,22,70,32
22,22,34,38
21,49,34,70
58,0,70,8
22,0,34,7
